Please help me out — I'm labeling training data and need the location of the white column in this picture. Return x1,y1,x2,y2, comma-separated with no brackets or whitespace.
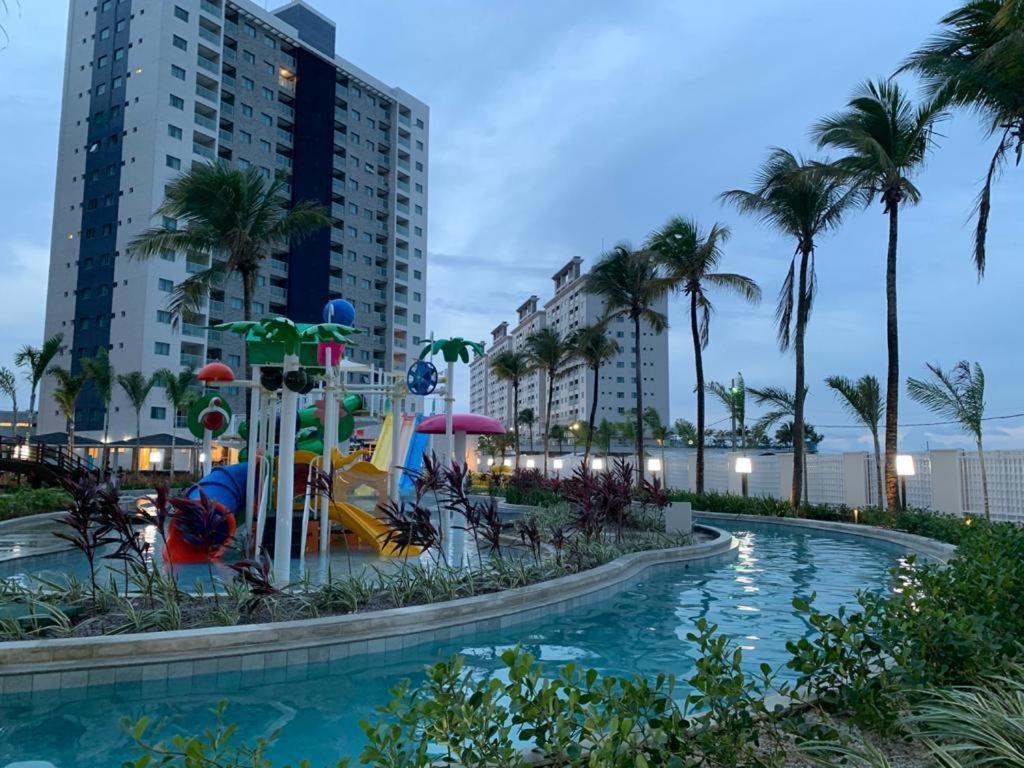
244,367,262,526
390,391,402,503
273,354,300,584
929,449,964,516
842,452,869,508
444,360,455,465
319,353,337,556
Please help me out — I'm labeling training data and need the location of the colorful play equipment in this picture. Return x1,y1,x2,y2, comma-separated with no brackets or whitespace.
163,300,476,583
415,413,506,468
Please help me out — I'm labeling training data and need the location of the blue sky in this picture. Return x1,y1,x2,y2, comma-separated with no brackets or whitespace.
0,1,1020,452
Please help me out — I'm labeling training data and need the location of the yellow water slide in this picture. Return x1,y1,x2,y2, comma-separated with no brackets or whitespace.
327,500,424,557
371,413,393,471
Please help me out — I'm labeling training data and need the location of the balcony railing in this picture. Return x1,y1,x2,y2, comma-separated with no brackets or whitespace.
181,353,205,368
185,259,207,273
195,113,216,130
220,101,234,115
198,27,220,45
221,73,236,88
193,142,215,160
218,128,232,143
398,113,411,127
278,102,295,119
196,84,218,102
208,299,225,315
200,0,221,17
182,322,206,338
269,285,287,299
277,128,293,143
269,258,288,272
223,46,236,61
197,56,218,74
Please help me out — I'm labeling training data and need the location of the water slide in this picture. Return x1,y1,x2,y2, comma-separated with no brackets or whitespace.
327,500,424,557
370,413,393,472
399,415,429,493
186,463,249,520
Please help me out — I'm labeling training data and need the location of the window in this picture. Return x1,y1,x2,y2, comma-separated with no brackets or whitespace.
172,35,187,51
95,83,106,96
171,64,185,80
263,33,276,48
414,226,423,236
412,313,421,324
157,310,172,324
264,61,274,76
158,279,174,292
243,50,255,64
174,5,189,21
239,130,251,144
416,118,424,128
241,103,253,117
416,140,424,150
150,406,167,419
230,297,243,309
414,248,423,258
242,76,254,91
99,27,110,40
413,292,421,302
259,113,272,126
244,23,256,38
101,1,112,11
114,47,125,61
415,183,423,193
259,139,271,153
413,270,422,280
112,76,123,89
115,18,126,32
97,54,108,68
162,216,177,230
415,161,423,172
351,109,361,121
252,301,264,314
360,279,371,289
238,158,251,168
170,94,184,109
350,132,360,145
159,249,175,262
228,354,241,367
166,155,181,170
154,342,170,356
345,275,356,286
262,86,274,101
346,226,357,238
414,204,423,215
348,203,358,214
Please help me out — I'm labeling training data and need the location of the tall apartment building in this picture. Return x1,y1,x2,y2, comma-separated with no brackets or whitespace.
39,0,429,442
469,256,669,438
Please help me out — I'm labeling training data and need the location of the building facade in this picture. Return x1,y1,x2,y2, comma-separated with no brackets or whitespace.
469,256,670,440
39,0,428,441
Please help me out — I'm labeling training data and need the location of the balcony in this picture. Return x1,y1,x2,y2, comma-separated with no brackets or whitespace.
200,0,221,17
394,315,408,326
185,259,207,274
269,285,287,300
396,224,410,237
221,73,236,88
278,76,295,93
277,127,293,144
375,267,388,278
193,142,215,160
218,128,232,143
198,27,220,45
181,353,205,368
334,107,347,123
398,113,411,127
196,84,218,103
208,299,225,315
182,322,206,338
278,102,295,119
220,101,234,115
223,46,236,61
197,56,219,74
330,228,344,246
276,154,293,169
332,179,346,196
224,20,238,36
331,203,345,220
398,135,410,148
269,258,288,273
195,113,216,131
397,158,410,171
328,276,344,293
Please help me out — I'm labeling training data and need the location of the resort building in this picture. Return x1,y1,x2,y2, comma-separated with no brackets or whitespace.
469,256,670,438
38,0,429,443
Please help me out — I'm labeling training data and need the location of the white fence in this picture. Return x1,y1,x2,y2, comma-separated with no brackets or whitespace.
498,447,1024,523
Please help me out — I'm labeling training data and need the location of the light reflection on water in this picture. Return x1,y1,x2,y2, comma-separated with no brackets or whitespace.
0,521,906,767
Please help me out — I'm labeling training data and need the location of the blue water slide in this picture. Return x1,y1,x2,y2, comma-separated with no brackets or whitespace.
399,416,429,493
186,463,249,521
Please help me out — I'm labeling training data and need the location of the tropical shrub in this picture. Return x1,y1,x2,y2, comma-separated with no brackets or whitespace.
0,487,70,520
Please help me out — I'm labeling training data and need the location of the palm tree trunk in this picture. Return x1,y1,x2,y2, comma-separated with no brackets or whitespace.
67,417,74,456
633,314,645,483
26,388,36,442
543,373,554,476
102,412,110,473
584,363,599,466
690,293,705,494
791,247,811,511
872,429,884,509
512,383,520,468
883,207,900,514
170,429,177,485
977,436,990,521
134,412,141,473
241,269,254,413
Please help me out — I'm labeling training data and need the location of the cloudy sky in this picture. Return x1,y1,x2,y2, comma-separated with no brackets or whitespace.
0,0,1021,452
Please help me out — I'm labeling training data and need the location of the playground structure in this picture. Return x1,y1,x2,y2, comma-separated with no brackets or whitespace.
171,300,455,583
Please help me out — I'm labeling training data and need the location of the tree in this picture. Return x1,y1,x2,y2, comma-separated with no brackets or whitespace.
674,418,697,446
0,367,17,442
826,375,885,508
49,367,86,455
907,361,990,519
489,350,532,467
814,79,945,512
155,367,197,484
518,408,536,452
900,0,1024,273
585,244,670,480
14,333,63,440
117,372,156,473
643,406,670,473
648,218,760,490
80,348,115,471
706,375,747,450
594,419,616,456
749,385,799,436
567,321,620,466
723,149,861,510
127,162,330,379
524,327,571,475
548,423,567,453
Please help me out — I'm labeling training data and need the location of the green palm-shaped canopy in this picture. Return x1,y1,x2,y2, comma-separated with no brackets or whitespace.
419,337,484,364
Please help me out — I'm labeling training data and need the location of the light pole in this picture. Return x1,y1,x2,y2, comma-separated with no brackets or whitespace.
896,454,915,511
735,456,752,497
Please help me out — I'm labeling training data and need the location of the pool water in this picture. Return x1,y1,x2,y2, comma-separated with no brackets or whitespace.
0,521,906,767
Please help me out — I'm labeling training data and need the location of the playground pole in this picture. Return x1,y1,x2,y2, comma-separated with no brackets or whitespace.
390,388,402,503
201,429,213,476
445,360,455,466
273,353,300,584
319,349,337,557
245,365,262,527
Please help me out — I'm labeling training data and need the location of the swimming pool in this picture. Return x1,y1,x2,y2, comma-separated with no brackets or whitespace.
0,519,907,767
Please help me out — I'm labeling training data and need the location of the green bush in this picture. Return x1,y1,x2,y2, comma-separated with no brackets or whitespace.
0,488,70,521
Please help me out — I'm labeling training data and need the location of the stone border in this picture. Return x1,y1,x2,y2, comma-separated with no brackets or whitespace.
0,525,737,694
695,511,957,563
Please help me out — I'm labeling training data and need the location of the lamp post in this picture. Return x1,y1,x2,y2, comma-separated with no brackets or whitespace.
735,456,752,497
895,454,915,511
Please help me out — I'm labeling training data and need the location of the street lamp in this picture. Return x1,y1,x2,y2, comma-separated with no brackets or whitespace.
735,456,752,497
553,458,564,471
526,458,536,469
592,457,605,471
896,454,915,511
647,457,662,474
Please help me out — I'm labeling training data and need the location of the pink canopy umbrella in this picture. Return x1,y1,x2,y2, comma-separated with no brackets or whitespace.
416,414,506,467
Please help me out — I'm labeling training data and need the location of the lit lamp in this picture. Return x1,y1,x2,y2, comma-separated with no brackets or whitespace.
149,449,164,471
14,444,30,461
486,457,495,467
895,454,915,511
592,457,605,471
503,457,512,468
735,456,752,497
553,458,563,471
647,457,662,474
526,458,536,469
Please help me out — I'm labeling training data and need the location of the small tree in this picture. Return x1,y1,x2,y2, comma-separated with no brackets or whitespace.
825,374,885,507
81,348,115,471
524,327,571,475
117,372,156,473
155,367,197,485
0,367,17,442
706,376,747,449
49,367,86,454
567,321,620,467
14,333,63,440
548,424,567,453
674,418,697,446
907,361,990,519
518,408,535,453
643,407,670,474
489,350,532,467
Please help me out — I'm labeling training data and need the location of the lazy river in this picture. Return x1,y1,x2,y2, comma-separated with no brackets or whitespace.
0,519,909,766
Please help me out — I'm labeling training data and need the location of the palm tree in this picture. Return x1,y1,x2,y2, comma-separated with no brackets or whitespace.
585,244,670,479
643,407,670,474
117,372,156,473
518,408,536,453
647,218,760,492
594,419,616,457
49,367,86,455
899,1,1024,274
14,333,63,440
0,367,17,441
750,384,810,500
567,321,621,466
826,375,885,507
524,327,571,475
548,424,567,453
489,349,532,467
907,361,990,519
127,163,330,378
674,418,697,446
155,367,197,484
706,375,748,450
80,348,115,471
723,149,861,510
814,79,945,512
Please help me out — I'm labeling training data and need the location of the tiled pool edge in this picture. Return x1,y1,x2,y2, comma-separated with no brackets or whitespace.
0,525,737,694
695,511,957,563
